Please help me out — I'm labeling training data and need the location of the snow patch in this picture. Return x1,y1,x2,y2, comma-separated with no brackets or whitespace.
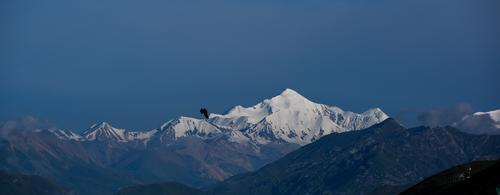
473,109,500,128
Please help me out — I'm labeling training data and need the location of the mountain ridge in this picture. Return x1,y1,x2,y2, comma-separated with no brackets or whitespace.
207,118,500,194
34,88,389,146
0,88,390,194
112,118,500,195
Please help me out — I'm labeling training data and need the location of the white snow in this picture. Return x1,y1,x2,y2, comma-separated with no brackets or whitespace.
473,109,500,122
473,109,500,128
210,88,389,145
48,129,84,141
226,130,251,143
82,122,156,142
127,129,158,140
83,122,127,141
50,88,389,145
160,116,222,139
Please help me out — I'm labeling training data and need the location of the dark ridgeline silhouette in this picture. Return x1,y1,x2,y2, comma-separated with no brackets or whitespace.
200,108,209,119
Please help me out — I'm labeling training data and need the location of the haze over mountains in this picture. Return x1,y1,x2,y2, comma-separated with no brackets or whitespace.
1,89,498,194
0,89,390,194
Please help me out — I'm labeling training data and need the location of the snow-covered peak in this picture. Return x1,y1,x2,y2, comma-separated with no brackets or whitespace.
212,89,316,124
473,109,500,123
83,122,128,141
159,116,222,140
46,89,389,145
210,88,389,145
89,121,112,129
265,88,316,109
468,109,500,129
454,109,500,134
277,88,309,101
83,122,158,142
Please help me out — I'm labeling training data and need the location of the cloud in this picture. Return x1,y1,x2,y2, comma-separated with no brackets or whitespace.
0,116,54,138
393,110,412,126
417,103,473,127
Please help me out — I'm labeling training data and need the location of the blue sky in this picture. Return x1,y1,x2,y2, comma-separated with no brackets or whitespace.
1,0,499,130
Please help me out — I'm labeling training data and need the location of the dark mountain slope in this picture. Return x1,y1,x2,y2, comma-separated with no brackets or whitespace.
0,170,72,195
208,118,500,195
402,160,500,195
0,131,140,195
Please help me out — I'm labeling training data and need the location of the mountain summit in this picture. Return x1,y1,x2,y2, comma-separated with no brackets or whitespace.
82,122,156,142
210,88,389,144
49,88,388,145
157,116,222,142
83,122,128,141
0,89,392,194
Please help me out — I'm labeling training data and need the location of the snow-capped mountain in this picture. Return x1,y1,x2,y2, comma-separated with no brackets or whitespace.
0,89,392,194
473,109,500,126
454,109,500,135
210,88,388,144
83,122,128,141
156,116,222,143
42,89,388,145
82,122,156,142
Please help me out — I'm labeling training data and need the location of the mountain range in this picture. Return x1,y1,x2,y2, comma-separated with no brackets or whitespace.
40,89,388,145
207,118,500,194
114,118,500,195
0,89,389,194
1,89,498,194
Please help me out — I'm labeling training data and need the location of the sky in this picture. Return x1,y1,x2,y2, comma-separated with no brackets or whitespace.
1,0,499,131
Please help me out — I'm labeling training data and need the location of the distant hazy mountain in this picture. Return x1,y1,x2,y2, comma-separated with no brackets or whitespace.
0,129,138,194
0,170,72,195
207,119,500,195
0,116,54,138
402,160,500,195
454,109,500,135
0,89,388,194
